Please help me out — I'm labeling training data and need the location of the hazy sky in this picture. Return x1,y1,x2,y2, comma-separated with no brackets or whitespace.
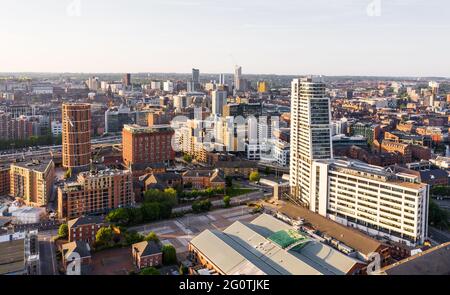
0,0,449,76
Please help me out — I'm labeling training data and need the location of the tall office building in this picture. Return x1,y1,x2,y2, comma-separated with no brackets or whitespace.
123,73,131,86
234,65,242,92
192,68,200,83
62,103,92,170
289,77,332,209
211,90,228,116
219,74,225,85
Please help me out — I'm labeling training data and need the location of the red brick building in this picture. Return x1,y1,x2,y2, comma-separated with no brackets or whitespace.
182,169,225,190
57,169,134,219
61,241,92,274
67,216,108,245
122,124,175,168
132,241,163,269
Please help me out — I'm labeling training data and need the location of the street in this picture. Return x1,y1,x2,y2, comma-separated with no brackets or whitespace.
172,190,264,213
38,230,58,275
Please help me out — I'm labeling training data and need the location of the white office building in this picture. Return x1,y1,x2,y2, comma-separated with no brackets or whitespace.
311,159,429,246
289,77,333,208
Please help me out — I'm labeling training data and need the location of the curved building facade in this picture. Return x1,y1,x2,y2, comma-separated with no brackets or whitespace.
62,103,92,170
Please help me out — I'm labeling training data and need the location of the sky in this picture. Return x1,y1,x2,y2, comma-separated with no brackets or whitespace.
0,0,449,76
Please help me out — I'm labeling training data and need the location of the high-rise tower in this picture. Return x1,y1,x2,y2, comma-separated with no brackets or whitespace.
289,77,332,209
62,103,92,170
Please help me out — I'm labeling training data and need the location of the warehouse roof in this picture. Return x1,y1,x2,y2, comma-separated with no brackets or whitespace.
380,242,450,275
279,203,384,257
189,214,364,275
0,239,25,275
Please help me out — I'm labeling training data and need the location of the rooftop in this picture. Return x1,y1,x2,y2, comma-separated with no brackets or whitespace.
380,242,450,275
190,214,364,275
11,159,53,173
279,203,384,257
123,124,174,134
0,239,25,275
68,216,106,229
62,241,91,259
133,241,162,258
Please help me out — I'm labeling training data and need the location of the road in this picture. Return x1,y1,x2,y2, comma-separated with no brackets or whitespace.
428,227,450,244
435,199,450,211
38,230,58,275
172,190,264,213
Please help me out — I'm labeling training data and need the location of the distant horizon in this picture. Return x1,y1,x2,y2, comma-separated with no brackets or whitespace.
0,71,448,80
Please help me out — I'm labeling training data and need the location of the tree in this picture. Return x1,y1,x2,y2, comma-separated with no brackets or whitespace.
124,230,145,245
192,199,212,213
140,267,160,275
223,195,231,208
162,244,177,265
144,232,160,243
183,154,193,163
264,167,271,175
249,171,261,183
127,207,143,225
141,202,160,221
225,176,233,188
429,200,450,230
106,208,130,225
95,227,113,246
58,223,68,239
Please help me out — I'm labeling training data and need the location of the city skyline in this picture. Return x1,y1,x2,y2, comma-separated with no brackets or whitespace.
1,0,449,76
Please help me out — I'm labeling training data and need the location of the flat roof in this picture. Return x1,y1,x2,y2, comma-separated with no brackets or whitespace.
0,239,25,275
279,203,384,257
11,159,53,173
380,242,450,275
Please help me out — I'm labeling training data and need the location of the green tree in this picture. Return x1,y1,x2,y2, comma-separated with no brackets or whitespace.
140,267,160,275
144,232,160,243
106,208,130,225
124,230,145,245
264,167,271,175
223,195,231,208
249,171,261,183
192,199,212,213
183,154,193,163
141,202,160,221
95,227,113,246
429,200,450,230
225,176,233,188
162,244,177,265
58,223,68,239
127,207,144,224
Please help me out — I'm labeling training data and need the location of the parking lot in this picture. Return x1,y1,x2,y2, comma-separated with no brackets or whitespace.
130,205,259,256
